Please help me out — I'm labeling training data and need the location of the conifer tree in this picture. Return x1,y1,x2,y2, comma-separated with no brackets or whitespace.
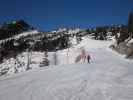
128,12,133,38
40,51,49,67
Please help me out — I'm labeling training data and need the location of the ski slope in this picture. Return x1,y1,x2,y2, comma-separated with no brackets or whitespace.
0,38,133,100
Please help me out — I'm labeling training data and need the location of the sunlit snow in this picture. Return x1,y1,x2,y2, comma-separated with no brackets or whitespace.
0,37,133,100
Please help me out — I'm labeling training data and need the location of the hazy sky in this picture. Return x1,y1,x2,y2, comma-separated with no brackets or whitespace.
0,0,133,31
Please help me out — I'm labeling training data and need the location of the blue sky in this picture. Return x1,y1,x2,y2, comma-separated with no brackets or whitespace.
0,0,133,31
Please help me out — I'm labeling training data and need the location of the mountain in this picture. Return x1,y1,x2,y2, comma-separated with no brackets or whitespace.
0,20,33,40
0,20,132,76
0,27,84,66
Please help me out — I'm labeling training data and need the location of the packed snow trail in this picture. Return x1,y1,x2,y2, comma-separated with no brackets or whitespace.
0,38,133,100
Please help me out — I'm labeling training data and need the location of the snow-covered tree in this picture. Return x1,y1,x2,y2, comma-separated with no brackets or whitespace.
26,48,32,70
40,51,49,67
53,51,58,65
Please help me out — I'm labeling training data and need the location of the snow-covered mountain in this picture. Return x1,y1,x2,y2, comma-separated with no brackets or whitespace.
0,30,39,44
1,23,132,77
0,37,133,100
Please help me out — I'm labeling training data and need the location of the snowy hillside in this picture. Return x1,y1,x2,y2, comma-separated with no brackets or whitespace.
0,28,85,76
0,36,109,76
0,37,133,100
0,30,39,44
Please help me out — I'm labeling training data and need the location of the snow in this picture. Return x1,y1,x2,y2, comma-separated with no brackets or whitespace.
0,37,133,100
14,30,39,39
51,28,81,35
67,28,80,34
128,39,133,44
51,28,67,33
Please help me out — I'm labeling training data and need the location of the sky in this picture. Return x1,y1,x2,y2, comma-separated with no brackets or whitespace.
0,0,133,31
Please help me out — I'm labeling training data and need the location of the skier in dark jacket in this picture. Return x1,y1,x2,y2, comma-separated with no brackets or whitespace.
87,54,91,63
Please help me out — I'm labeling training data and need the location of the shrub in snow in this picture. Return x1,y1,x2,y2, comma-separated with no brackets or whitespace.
13,56,25,73
0,67,9,76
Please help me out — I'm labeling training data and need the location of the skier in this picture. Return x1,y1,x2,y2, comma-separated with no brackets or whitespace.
75,47,86,63
87,54,91,63
80,48,86,63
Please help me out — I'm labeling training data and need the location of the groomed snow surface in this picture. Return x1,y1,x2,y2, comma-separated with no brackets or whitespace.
0,37,133,100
